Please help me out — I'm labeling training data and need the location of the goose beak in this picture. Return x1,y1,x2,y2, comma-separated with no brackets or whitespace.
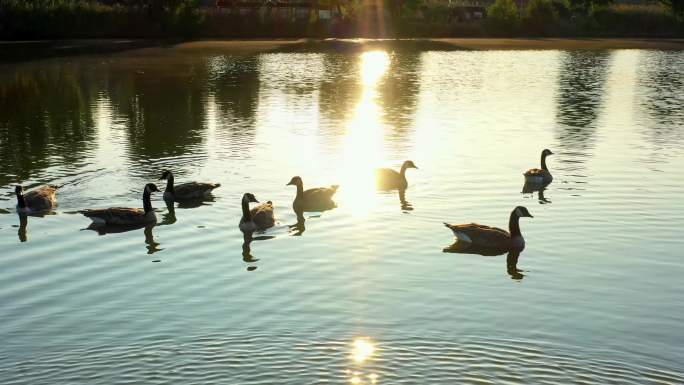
286,182,294,186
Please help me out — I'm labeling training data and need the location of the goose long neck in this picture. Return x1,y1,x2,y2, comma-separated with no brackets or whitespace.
400,163,409,177
509,210,522,237
295,182,304,199
166,173,175,193
541,153,549,171
143,189,153,213
241,198,252,221
16,191,26,208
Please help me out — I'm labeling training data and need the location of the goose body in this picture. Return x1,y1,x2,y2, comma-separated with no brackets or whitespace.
239,193,275,233
15,185,58,214
81,183,160,226
444,206,533,251
376,160,418,190
159,170,220,201
287,176,338,212
524,149,553,185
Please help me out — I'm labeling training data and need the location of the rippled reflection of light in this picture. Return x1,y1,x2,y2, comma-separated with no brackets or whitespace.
336,52,391,216
351,337,375,364
361,51,391,86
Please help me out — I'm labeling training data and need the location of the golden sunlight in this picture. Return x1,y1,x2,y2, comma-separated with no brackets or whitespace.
336,51,391,215
350,337,376,364
360,51,391,86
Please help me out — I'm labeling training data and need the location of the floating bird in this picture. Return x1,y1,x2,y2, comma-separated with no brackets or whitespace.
376,160,418,190
159,170,221,201
81,183,160,226
286,176,338,212
15,185,57,214
524,149,553,185
239,193,275,233
444,206,533,251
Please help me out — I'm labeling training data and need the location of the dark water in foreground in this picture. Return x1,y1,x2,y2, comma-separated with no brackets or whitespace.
1,46,683,384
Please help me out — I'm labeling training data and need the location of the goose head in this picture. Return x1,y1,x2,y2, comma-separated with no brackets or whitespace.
542,149,554,157
402,160,418,169
242,192,259,204
145,183,161,194
15,185,23,196
286,176,303,187
159,170,172,180
514,206,534,218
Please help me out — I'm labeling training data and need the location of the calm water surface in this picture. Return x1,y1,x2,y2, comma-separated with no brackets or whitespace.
1,45,683,384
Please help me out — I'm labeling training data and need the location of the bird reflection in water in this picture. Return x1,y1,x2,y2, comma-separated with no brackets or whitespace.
85,222,163,255
398,188,413,211
241,231,275,271
522,182,551,204
17,214,28,242
443,242,525,280
160,200,177,225
288,209,306,236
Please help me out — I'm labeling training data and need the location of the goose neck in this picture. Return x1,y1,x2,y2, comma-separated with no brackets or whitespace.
143,189,153,213
16,191,26,208
241,198,252,222
541,153,549,171
509,209,522,238
166,173,175,194
295,182,304,199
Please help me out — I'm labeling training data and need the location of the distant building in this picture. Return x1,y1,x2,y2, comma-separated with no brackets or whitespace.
214,0,338,21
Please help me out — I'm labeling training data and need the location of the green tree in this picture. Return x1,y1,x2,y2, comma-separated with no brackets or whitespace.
524,0,558,34
660,0,684,19
488,0,520,31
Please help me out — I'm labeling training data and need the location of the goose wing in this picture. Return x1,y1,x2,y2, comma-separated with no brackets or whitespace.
444,223,511,248
81,207,149,225
24,185,58,210
303,185,338,201
524,168,545,177
173,182,221,199
376,168,403,189
250,201,275,230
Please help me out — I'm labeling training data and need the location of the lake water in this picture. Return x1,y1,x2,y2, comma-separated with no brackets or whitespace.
1,43,683,384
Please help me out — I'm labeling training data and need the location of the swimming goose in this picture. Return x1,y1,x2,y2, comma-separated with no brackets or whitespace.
286,176,338,212
81,183,160,226
239,193,275,233
15,185,58,214
444,206,533,251
376,160,418,190
159,170,221,201
524,149,553,185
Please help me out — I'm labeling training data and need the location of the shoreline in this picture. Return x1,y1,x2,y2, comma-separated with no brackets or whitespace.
2,38,684,63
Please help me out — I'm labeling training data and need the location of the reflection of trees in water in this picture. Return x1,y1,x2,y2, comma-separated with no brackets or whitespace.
637,51,684,148
555,51,612,157
106,65,207,161
378,53,421,146
0,62,98,185
318,54,359,133
208,55,260,125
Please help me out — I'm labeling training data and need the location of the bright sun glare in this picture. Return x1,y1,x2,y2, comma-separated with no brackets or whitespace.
351,337,376,364
337,51,391,215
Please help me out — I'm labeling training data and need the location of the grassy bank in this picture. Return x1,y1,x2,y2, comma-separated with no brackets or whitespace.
1,0,683,39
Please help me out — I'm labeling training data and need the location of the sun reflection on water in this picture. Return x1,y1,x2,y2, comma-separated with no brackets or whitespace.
347,338,378,384
351,337,376,363
337,51,391,216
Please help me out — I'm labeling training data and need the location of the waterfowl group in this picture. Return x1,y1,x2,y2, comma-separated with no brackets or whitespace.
11,150,554,274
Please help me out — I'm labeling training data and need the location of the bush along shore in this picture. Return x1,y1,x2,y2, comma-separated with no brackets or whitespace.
1,0,683,40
